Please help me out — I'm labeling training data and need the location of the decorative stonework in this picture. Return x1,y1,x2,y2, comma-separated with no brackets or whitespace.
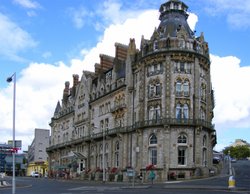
47,0,216,182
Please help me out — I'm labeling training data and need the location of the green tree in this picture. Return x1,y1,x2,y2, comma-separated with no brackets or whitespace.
223,145,250,159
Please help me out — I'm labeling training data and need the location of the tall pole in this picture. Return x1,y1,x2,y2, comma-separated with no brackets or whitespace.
102,128,105,183
228,150,232,175
7,72,16,194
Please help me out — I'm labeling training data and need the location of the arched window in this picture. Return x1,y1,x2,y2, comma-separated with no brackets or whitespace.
148,134,157,165
115,141,119,151
178,134,187,144
178,133,187,165
149,134,157,144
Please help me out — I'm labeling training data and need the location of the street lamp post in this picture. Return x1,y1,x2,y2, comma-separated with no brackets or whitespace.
102,128,105,183
7,72,16,194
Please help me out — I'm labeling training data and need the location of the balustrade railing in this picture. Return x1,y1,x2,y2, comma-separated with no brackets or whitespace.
46,118,214,151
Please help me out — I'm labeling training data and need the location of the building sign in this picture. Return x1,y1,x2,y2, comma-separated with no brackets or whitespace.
8,140,22,149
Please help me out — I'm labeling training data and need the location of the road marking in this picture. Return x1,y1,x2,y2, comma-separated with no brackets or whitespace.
164,181,183,184
68,186,120,191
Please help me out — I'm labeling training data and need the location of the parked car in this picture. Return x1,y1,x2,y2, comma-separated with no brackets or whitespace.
231,158,237,163
31,171,39,178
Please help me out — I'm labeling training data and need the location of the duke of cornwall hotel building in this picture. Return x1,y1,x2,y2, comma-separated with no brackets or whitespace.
47,0,217,181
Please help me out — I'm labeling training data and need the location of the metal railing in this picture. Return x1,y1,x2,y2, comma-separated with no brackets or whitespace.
46,118,214,152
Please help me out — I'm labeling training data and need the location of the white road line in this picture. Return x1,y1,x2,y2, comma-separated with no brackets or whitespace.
68,186,120,191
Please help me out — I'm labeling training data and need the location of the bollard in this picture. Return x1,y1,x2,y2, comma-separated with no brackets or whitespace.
228,175,236,189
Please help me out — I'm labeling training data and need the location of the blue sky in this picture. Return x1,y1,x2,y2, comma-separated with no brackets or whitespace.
0,0,250,151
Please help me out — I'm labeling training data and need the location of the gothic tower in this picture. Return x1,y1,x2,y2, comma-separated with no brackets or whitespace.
129,0,216,179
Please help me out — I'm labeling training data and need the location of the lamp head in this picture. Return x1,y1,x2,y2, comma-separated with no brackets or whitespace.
6,77,13,82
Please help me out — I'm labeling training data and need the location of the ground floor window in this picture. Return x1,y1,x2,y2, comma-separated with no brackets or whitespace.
149,147,157,165
202,148,207,166
178,147,186,165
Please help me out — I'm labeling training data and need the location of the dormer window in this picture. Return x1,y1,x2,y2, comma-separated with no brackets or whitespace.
153,41,159,50
163,5,166,12
178,4,182,10
170,2,174,9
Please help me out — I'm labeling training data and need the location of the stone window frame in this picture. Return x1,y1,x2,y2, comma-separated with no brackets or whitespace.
148,133,158,165
177,133,188,166
202,135,207,166
114,141,120,167
175,103,189,119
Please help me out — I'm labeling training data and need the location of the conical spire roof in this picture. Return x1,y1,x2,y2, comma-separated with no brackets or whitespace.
155,0,194,39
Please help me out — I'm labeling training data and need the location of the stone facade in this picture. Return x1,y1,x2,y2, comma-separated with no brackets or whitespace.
47,0,216,181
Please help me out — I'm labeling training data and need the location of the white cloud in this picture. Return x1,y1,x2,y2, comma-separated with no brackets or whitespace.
80,10,160,71
68,0,157,31
0,13,37,61
211,54,250,127
95,0,155,30
205,0,250,28
199,53,250,152
0,62,74,149
68,6,90,29
187,13,198,31
13,0,41,9
100,0,123,24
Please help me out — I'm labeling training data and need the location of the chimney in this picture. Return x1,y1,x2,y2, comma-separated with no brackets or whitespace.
63,81,70,105
115,42,128,60
73,74,79,86
100,54,114,71
71,74,79,97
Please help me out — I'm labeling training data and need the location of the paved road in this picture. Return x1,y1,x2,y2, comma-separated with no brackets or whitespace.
233,160,250,190
0,160,249,194
1,179,247,194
